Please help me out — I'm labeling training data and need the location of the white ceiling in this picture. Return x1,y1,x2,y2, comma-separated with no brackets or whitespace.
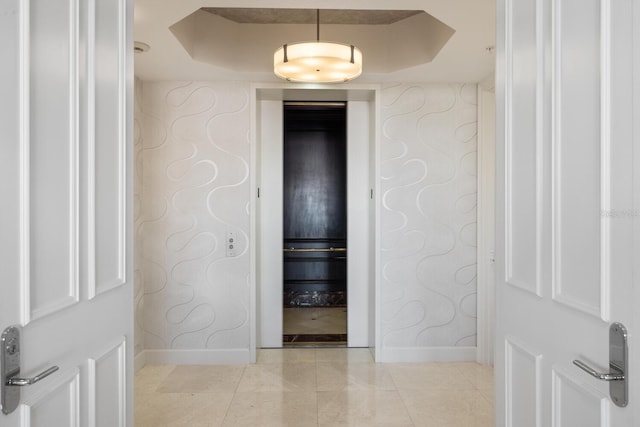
134,0,496,83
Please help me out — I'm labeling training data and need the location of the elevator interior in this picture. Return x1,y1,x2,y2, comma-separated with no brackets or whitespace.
282,102,348,346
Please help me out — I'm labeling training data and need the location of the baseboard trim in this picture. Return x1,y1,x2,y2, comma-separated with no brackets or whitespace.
375,346,477,363
134,351,147,373
137,349,251,366
135,347,473,367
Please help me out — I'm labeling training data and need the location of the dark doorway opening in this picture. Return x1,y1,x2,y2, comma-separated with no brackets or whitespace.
282,102,347,346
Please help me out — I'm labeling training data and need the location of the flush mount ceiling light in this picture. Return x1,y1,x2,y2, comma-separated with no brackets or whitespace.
274,9,363,83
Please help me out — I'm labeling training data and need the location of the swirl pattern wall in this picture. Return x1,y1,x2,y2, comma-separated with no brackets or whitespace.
136,81,251,354
134,81,478,360
380,83,478,350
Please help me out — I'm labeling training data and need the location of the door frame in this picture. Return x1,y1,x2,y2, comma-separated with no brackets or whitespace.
249,82,494,364
249,84,380,360
477,77,496,365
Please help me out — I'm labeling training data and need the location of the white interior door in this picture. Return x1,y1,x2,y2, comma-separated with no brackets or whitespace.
0,0,133,425
496,0,637,426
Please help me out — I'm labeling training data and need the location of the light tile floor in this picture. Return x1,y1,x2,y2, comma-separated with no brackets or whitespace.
135,348,494,427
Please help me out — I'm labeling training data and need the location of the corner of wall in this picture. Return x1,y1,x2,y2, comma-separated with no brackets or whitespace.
133,76,144,359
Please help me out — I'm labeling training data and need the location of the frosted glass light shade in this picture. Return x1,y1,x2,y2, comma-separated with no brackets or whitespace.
274,42,363,83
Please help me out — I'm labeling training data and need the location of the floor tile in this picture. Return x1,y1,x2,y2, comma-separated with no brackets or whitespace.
237,361,317,392
135,350,496,427
156,365,245,393
318,389,414,426
478,385,495,406
387,363,476,391
315,347,374,363
135,391,233,427
455,362,495,388
135,365,175,393
222,391,318,427
316,362,395,391
257,348,317,364
399,388,494,427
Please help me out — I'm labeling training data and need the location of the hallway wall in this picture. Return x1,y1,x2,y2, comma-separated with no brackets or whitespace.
136,81,251,363
379,84,478,360
134,80,477,364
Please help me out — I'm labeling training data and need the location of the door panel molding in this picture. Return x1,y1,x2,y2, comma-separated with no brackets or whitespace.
504,0,543,297
552,367,610,427
25,0,80,323
597,0,613,323
87,0,127,299
505,336,541,427
88,338,126,427
551,0,610,320
22,370,80,427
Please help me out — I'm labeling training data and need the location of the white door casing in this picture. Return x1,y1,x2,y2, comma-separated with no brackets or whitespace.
496,0,636,426
477,83,496,366
254,87,376,350
0,0,133,425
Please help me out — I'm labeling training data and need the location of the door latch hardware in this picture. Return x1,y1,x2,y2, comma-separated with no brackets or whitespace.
7,366,59,387
573,322,628,407
1,326,59,415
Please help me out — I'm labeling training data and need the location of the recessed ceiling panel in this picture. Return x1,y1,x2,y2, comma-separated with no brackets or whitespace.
170,7,456,74
202,8,423,25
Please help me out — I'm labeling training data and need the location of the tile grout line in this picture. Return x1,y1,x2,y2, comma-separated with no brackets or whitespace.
386,363,417,427
219,364,248,425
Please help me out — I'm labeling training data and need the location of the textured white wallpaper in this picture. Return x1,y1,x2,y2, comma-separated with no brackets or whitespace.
137,81,251,352
380,83,478,349
134,81,477,359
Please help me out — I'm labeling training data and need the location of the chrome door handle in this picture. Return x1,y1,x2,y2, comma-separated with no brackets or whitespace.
572,360,624,381
1,326,59,415
573,322,628,407
7,365,59,386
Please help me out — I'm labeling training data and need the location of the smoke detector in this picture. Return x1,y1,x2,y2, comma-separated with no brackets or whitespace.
134,41,151,54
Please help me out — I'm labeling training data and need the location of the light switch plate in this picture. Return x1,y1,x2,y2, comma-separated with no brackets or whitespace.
226,231,236,257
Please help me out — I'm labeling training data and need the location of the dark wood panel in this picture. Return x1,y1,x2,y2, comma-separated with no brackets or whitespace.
283,105,346,240
283,104,347,298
